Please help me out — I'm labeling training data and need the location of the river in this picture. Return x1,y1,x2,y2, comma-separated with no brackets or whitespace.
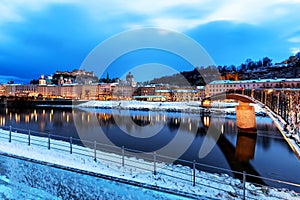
0,106,299,192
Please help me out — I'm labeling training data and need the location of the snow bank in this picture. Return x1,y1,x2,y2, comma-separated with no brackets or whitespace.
0,129,299,200
76,100,266,116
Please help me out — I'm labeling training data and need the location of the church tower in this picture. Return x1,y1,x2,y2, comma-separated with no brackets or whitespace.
126,72,135,87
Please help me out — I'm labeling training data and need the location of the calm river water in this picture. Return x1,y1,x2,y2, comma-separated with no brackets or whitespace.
0,106,299,191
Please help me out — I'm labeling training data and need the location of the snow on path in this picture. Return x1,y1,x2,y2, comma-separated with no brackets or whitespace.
0,129,299,200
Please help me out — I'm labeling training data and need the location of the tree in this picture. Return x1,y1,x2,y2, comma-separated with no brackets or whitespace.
30,79,39,84
239,63,247,72
257,60,262,68
229,65,236,72
262,57,272,67
106,72,110,83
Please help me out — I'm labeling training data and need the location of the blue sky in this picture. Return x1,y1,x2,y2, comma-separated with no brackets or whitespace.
0,0,300,83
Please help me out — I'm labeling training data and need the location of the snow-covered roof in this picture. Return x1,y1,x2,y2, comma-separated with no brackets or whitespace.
155,90,171,93
175,90,197,93
196,86,205,90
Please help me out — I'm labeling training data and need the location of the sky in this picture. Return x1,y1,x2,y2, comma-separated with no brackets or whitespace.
0,0,300,83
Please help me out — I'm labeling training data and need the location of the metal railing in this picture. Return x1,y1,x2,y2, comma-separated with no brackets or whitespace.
0,125,299,200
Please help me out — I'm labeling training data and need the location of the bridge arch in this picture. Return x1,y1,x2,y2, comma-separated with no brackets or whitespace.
202,92,256,104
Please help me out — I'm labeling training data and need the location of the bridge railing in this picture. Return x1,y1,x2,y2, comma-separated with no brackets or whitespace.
224,89,300,135
0,125,299,199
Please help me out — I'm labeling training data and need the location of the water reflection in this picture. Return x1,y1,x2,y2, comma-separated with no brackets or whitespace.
235,132,257,162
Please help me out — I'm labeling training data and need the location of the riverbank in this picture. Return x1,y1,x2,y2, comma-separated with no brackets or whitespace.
76,100,266,115
0,128,298,199
0,96,87,108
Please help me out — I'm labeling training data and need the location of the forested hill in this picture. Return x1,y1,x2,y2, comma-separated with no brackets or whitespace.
148,53,300,86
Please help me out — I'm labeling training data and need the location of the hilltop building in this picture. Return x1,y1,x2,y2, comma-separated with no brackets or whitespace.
38,75,46,85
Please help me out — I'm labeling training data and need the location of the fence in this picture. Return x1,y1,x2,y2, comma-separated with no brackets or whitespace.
0,125,299,200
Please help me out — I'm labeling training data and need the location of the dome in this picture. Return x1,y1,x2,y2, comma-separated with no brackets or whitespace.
126,72,134,79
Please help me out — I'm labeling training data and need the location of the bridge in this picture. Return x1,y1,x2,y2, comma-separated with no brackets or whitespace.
203,88,300,134
201,88,300,187
202,92,255,103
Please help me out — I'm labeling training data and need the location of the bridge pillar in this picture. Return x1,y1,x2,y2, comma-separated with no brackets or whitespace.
235,101,257,133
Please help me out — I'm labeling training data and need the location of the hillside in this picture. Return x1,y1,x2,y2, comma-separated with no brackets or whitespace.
148,53,300,85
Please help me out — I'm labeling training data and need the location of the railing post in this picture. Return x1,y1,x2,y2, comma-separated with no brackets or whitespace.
70,137,72,154
121,146,125,167
94,141,97,162
153,151,157,175
193,160,196,186
243,171,246,200
48,134,51,150
9,125,11,143
28,129,31,146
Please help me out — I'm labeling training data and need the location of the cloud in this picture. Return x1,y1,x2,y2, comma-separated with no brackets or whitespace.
1,0,300,31
290,47,300,55
288,36,300,43
0,0,77,25
1,0,300,80
187,21,293,65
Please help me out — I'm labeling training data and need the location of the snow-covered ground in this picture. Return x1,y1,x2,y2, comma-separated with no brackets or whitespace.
0,129,299,200
76,100,266,115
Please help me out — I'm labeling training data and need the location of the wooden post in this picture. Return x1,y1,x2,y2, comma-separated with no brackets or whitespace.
153,151,157,175
94,141,97,162
9,125,11,143
70,137,72,154
28,129,31,146
193,160,196,186
121,146,125,167
48,134,51,150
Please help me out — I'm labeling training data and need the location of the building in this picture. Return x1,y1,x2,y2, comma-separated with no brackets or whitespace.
134,86,155,96
112,85,134,100
126,72,135,87
196,86,205,100
205,78,300,96
81,84,99,100
98,84,112,100
0,85,6,96
6,84,38,97
39,75,46,85
173,89,198,101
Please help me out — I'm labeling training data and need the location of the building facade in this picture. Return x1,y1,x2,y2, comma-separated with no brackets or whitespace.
205,78,300,97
